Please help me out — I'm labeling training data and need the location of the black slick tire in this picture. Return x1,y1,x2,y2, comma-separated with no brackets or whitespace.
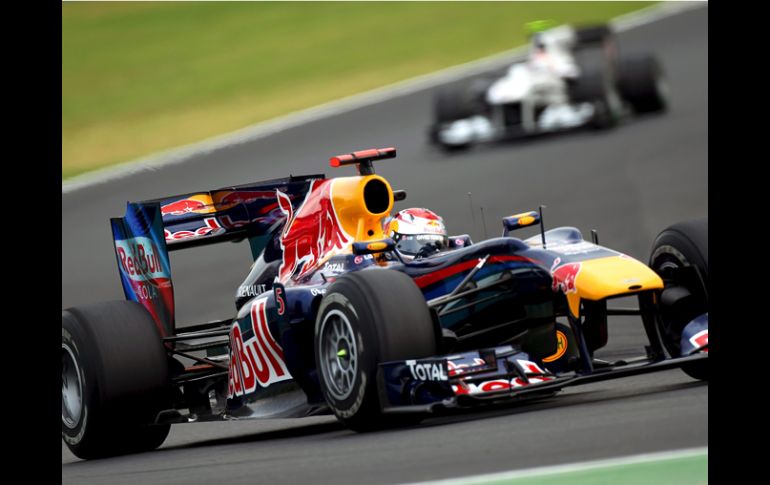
617,53,668,114
649,218,708,380
62,300,171,459
314,269,436,431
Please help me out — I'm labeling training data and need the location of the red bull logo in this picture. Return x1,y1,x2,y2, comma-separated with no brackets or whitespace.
163,217,225,241
228,297,291,397
113,236,174,336
114,237,170,282
161,195,214,216
551,257,582,294
277,180,353,284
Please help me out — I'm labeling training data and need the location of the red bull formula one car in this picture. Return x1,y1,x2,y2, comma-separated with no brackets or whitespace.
61,148,708,459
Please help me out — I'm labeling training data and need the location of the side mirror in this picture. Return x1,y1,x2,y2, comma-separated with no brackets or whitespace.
502,211,540,236
352,238,396,255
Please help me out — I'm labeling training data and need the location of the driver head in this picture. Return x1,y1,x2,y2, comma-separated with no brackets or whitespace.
386,208,448,260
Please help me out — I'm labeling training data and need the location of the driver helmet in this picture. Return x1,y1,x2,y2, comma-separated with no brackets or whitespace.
386,208,448,258
532,32,546,51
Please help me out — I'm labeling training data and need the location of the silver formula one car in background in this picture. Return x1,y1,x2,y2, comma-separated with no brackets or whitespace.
429,22,668,151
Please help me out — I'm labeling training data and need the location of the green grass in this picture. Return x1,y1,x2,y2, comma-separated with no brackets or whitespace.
458,452,707,485
62,1,655,177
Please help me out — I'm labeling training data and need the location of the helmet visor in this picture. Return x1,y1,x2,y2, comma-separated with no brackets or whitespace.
395,234,448,257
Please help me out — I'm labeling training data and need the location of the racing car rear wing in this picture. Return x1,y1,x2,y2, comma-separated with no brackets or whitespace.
109,174,322,337
142,174,324,253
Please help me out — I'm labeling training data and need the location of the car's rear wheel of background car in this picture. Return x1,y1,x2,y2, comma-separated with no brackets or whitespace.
617,53,668,114
574,25,619,72
315,269,437,432
649,217,708,380
62,301,171,459
570,46,622,130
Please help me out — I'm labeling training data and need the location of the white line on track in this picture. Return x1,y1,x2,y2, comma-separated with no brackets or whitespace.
62,1,707,194
399,447,708,485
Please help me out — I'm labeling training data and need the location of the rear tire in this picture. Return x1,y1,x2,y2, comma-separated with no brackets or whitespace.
617,53,668,114
649,218,708,380
315,270,437,431
62,301,171,459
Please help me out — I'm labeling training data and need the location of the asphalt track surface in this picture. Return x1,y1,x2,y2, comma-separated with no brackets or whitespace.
62,5,708,483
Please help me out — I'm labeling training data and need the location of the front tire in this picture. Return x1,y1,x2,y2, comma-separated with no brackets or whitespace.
431,79,493,151
315,270,437,431
62,301,171,459
649,218,708,380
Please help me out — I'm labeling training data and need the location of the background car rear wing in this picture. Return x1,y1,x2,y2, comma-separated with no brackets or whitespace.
109,174,323,336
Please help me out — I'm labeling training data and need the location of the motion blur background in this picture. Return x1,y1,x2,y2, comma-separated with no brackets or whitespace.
62,1,654,179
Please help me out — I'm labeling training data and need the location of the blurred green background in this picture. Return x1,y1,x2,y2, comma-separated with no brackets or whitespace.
62,1,655,179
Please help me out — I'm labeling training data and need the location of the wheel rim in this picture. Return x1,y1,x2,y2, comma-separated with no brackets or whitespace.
61,343,83,429
318,309,358,400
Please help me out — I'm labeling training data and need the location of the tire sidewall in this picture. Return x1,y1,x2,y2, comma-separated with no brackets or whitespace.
315,289,379,420
650,227,708,287
61,312,98,448
649,220,708,378
61,302,172,458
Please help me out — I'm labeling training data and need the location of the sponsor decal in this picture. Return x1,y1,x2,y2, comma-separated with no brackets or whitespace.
115,237,169,282
516,359,547,375
277,180,353,283
323,262,345,273
160,196,213,216
164,217,226,241
447,358,486,376
354,255,363,265
228,297,291,398
274,285,285,316
689,329,708,352
550,257,582,294
406,360,448,381
452,375,553,395
454,238,465,247
237,284,267,298
452,359,551,395
542,330,568,363
310,288,327,296
414,234,444,241
424,220,445,234
549,241,602,255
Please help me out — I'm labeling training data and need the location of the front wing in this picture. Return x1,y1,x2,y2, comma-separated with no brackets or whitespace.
378,345,707,413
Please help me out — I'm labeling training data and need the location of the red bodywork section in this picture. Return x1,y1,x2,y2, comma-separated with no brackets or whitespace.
277,180,352,284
